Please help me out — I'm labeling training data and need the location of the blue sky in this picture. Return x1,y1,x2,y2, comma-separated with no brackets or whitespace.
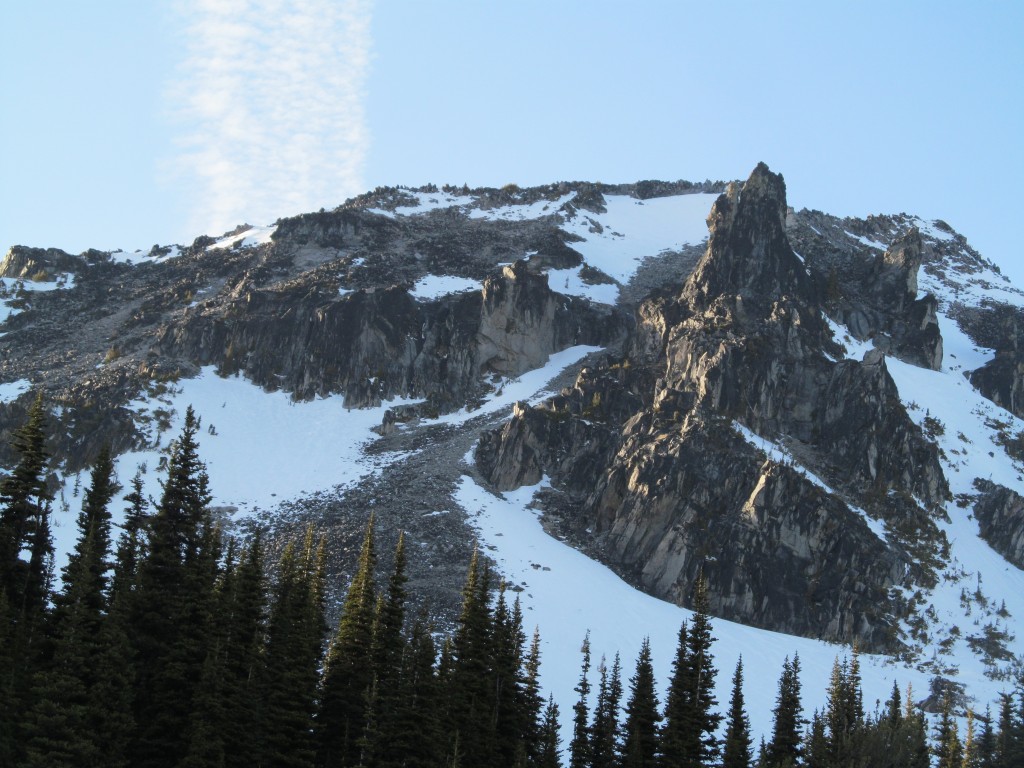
2,1,1022,283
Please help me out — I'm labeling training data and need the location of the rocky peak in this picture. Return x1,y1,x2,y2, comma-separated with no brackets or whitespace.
873,228,923,311
684,163,814,313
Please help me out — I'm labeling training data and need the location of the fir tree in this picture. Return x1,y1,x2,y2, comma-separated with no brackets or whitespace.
722,657,752,768
364,532,412,768
825,653,865,766
443,547,496,767
765,654,803,768
590,653,622,768
0,393,52,765
22,448,119,768
384,610,443,768
538,695,563,768
260,528,327,768
933,696,963,768
568,632,592,768
976,705,996,768
318,514,379,767
491,587,530,768
804,710,828,768
522,627,546,765
620,637,661,768
130,406,218,768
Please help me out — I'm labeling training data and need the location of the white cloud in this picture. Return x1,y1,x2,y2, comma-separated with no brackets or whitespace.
169,0,372,238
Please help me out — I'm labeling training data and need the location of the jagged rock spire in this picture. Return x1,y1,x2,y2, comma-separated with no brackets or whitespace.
683,162,813,312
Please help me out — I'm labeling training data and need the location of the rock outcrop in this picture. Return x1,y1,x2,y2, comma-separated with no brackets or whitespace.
973,479,1024,569
477,163,950,650
156,259,623,409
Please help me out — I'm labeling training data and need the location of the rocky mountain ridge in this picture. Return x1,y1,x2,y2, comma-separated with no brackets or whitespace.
2,165,1024,687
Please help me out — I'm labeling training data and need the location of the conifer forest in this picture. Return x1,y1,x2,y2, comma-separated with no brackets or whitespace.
3,396,1024,768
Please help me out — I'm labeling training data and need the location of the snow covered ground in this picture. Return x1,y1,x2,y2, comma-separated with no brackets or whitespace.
558,194,717,288
456,474,935,746
366,187,718,305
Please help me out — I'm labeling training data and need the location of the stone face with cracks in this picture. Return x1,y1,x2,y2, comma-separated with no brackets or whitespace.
477,163,950,650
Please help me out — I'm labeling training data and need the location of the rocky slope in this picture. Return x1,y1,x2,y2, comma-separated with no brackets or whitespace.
2,167,1023,677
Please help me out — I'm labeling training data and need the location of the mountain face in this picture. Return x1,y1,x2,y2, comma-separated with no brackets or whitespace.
2,167,1024,696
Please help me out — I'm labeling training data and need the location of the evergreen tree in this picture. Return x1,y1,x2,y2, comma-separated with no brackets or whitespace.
384,610,443,768
131,406,218,768
590,654,622,768
0,393,52,620
804,710,828,768
962,709,979,768
491,588,530,768
183,531,268,768
659,620,689,766
22,448,119,768
88,470,150,768
0,393,52,765
620,638,660,768
765,654,803,768
538,695,563,768
568,632,592,768
260,528,327,768
899,684,931,768
976,705,996,768
318,514,379,767
522,627,547,765
824,653,865,766
933,696,963,768
443,547,496,767
722,657,752,768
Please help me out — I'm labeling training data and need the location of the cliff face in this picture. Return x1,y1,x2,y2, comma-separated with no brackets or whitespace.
155,259,622,409
477,164,950,650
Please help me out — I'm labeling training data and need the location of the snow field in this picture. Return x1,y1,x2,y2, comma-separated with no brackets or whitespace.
456,474,934,748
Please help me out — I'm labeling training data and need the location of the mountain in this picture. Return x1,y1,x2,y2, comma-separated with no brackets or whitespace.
2,164,1023,738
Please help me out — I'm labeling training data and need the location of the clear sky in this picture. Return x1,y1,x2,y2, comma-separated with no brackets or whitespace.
2,1,1022,284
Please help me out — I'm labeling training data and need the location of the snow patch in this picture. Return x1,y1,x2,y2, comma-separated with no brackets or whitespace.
456,474,932,747
545,266,619,305
559,194,716,287
410,274,482,301
0,379,31,403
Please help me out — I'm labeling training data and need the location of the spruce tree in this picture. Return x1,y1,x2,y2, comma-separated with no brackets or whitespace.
385,610,443,768
88,470,149,768
620,637,661,768
590,653,622,768
364,532,412,768
260,528,327,768
933,696,963,768
491,587,529,768
804,710,828,768
443,547,496,767
522,627,546,764
130,406,219,768
538,694,563,768
976,705,996,768
722,657,752,768
765,654,803,768
659,620,689,766
22,448,119,768
568,632,592,768
0,393,52,765
318,514,379,767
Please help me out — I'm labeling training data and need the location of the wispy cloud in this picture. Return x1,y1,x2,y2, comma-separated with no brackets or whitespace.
169,0,372,238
